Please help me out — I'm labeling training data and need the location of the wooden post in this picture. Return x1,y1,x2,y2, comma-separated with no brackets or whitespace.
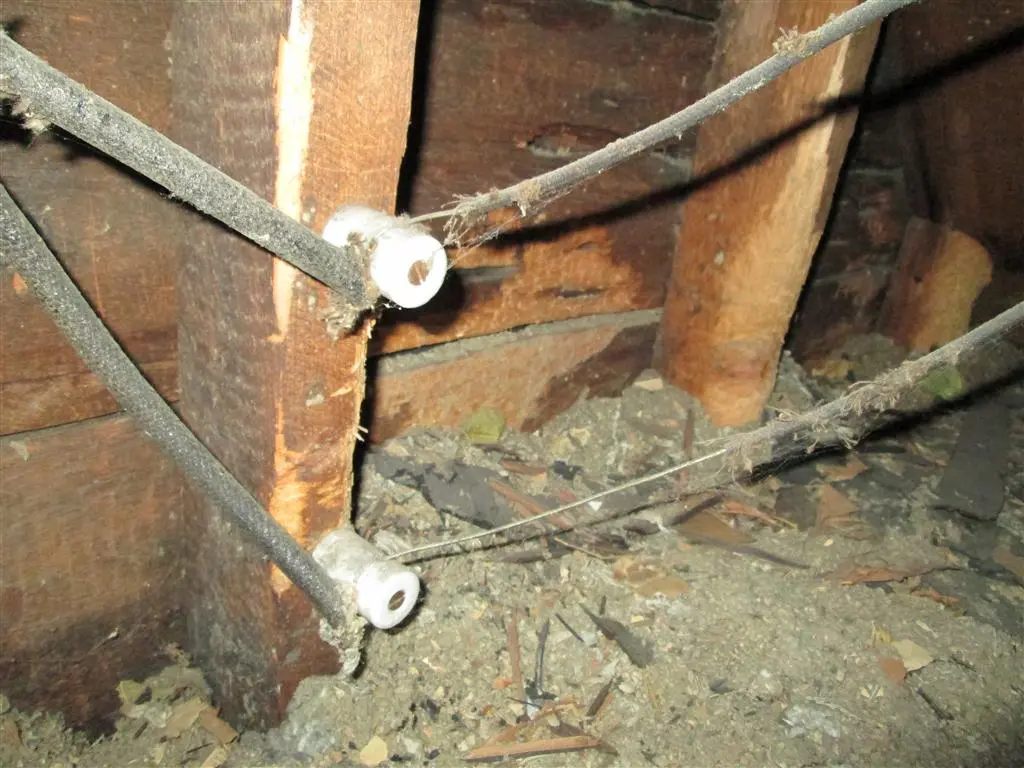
171,1,419,728
660,0,881,426
881,218,993,353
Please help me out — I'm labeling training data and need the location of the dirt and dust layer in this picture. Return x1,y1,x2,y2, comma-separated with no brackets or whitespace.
2,344,1023,767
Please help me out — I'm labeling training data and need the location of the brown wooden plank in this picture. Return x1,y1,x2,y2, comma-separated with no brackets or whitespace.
378,147,682,354
0,360,178,436
0,415,185,730
170,0,418,729
889,1,1024,331
370,311,659,442
412,0,714,151
0,0,182,435
660,0,881,426
376,0,717,353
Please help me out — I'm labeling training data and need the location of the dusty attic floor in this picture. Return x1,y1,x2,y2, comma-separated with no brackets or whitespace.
2,343,1023,768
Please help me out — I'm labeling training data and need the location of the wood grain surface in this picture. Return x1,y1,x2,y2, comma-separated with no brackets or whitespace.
171,0,419,729
0,416,185,730
0,1,183,435
661,0,880,425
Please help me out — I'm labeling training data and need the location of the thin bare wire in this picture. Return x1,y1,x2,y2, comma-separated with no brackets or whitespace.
389,298,1024,562
387,449,729,561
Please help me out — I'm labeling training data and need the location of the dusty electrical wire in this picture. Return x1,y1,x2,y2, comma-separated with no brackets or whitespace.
418,0,921,246
389,298,1024,562
0,31,373,314
0,183,350,629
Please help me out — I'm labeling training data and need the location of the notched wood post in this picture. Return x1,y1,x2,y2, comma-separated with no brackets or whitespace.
661,0,882,426
171,0,419,728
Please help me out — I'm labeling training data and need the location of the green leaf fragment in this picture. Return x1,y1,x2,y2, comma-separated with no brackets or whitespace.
463,407,505,444
920,367,964,401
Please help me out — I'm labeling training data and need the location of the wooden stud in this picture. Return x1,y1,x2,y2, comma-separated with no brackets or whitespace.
881,218,993,352
171,1,418,728
660,0,881,426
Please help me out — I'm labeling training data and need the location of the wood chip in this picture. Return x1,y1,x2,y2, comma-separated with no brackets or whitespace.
200,745,231,768
871,625,893,646
612,556,688,598
634,374,664,391
815,485,857,528
359,735,389,766
831,560,951,586
892,639,934,672
585,678,615,719
675,508,807,569
11,272,28,295
162,698,208,739
198,707,238,745
814,485,875,539
507,610,525,703
676,508,754,546
877,655,907,684
500,459,548,477
466,733,605,761
718,498,792,528
683,407,695,457
818,456,868,482
911,586,963,609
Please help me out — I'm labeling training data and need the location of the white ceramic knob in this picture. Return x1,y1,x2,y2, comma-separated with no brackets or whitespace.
323,205,447,308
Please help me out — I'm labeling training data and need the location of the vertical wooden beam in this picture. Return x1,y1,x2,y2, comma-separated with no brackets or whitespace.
660,0,881,426
881,218,993,353
171,1,419,728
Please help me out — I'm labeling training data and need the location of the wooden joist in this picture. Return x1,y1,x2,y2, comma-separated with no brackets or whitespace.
170,1,419,728
370,311,660,442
